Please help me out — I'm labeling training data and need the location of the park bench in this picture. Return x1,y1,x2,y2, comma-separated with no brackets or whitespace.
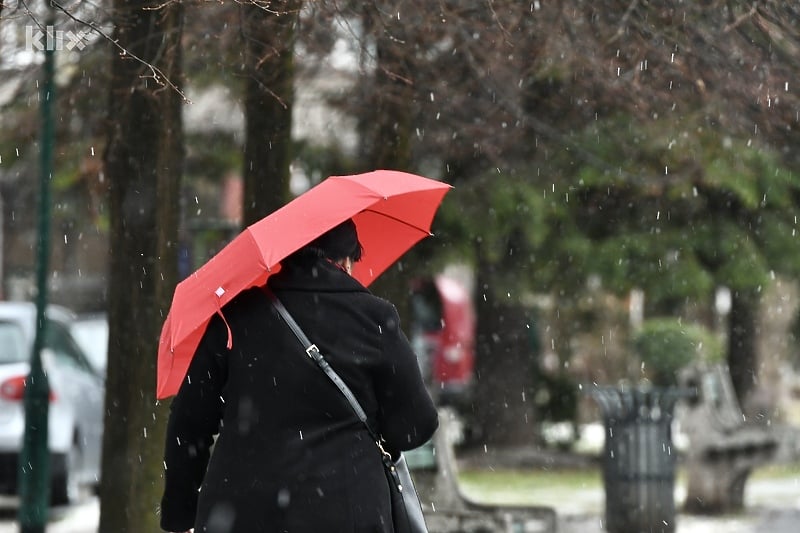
677,363,778,513
410,408,558,533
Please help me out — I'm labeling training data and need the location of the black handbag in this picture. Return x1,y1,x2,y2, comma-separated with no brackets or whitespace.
268,291,429,533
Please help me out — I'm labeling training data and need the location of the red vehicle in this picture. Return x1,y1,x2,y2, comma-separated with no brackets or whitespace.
409,275,476,408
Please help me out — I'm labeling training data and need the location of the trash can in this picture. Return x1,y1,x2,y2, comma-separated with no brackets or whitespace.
588,386,685,533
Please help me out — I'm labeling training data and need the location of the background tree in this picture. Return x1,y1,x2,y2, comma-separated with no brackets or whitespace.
350,1,424,323
98,1,183,530
394,1,800,414
242,0,302,224
561,120,800,408
534,1,800,406
299,2,543,443
4,0,800,480
0,0,111,308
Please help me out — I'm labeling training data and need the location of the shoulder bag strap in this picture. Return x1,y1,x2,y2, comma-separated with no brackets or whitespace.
266,289,383,445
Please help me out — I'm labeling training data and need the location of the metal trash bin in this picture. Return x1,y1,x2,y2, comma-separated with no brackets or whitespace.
589,386,685,533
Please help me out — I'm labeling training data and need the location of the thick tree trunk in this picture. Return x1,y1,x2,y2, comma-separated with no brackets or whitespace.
99,2,183,531
471,242,537,446
356,4,416,321
463,19,542,447
727,289,759,409
242,1,300,224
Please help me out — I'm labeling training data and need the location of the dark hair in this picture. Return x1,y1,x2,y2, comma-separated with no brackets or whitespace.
287,219,363,264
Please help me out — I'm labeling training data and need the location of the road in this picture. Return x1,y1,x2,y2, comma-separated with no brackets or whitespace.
0,496,98,533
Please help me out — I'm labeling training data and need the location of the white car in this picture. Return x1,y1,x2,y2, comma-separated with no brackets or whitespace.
0,302,104,505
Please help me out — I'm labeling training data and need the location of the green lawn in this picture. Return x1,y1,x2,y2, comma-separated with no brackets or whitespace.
752,460,800,480
457,460,800,509
457,467,603,507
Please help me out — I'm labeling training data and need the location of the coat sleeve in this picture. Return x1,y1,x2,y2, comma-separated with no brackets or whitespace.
160,316,228,532
373,303,439,456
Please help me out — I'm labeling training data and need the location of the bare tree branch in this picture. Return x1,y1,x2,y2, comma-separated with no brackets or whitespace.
17,0,189,101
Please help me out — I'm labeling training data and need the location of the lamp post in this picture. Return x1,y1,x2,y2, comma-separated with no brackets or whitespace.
18,6,55,532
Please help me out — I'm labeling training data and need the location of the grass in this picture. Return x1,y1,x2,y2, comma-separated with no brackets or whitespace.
752,460,800,480
456,460,800,511
457,466,603,508
459,467,602,493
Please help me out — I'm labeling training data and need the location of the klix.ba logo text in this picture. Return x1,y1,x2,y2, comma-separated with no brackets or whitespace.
26,25,88,51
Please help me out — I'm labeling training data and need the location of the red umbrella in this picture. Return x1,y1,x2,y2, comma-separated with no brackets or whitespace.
157,170,452,399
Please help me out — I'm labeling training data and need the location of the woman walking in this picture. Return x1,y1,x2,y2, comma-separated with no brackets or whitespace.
160,219,439,532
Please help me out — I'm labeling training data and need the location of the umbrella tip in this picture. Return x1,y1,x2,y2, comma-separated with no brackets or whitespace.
215,286,226,298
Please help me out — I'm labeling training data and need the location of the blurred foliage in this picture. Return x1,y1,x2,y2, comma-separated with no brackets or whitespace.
436,167,594,297
3,1,799,309
632,318,723,386
533,370,579,424
185,133,242,182
436,111,800,317
292,139,359,186
2,0,800,416
547,116,800,309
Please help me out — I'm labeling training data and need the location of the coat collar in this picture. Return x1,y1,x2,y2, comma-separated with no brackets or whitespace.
267,258,370,294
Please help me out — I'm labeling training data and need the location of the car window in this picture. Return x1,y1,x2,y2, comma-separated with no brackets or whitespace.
411,282,444,332
70,318,107,373
45,321,95,374
0,321,27,364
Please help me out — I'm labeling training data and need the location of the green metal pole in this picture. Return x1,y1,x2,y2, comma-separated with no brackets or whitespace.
18,7,55,532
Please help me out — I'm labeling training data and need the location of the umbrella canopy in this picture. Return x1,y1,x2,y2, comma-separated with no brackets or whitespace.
157,170,452,399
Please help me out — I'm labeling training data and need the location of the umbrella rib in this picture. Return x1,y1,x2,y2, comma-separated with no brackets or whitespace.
361,208,432,235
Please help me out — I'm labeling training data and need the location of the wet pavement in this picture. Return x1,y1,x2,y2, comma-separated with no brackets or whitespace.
1,475,799,532
556,475,800,533
3,488,800,532
558,506,800,533
0,495,98,533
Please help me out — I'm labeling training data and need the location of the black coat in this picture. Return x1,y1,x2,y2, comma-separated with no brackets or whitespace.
160,259,439,532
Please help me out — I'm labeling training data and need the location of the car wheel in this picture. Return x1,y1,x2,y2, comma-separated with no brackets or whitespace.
51,438,82,506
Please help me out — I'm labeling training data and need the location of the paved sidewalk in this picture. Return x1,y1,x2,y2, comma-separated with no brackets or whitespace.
3,495,800,533
559,506,800,533
0,496,98,533
2,476,799,532
556,475,800,533
559,509,800,533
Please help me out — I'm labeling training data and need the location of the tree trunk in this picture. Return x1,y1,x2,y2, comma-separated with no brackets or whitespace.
727,289,759,410
462,20,543,447
241,1,300,224
356,4,416,322
99,2,183,531
471,241,537,446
